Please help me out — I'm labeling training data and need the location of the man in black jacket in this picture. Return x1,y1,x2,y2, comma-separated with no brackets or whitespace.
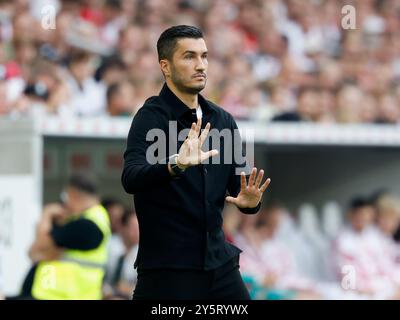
122,25,271,300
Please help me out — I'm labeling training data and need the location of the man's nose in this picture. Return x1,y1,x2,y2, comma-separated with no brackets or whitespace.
195,57,206,71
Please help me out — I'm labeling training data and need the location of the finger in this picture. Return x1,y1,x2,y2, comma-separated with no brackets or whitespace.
200,149,218,162
255,169,264,188
199,122,211,145
196,117,202,136
240,171,246,191
188,122,196,139
186,139,193,152
259,178,271,193
225,196,237,205
248,167,257,186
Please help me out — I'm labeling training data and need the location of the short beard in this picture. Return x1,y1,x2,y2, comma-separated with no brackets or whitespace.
170,69,206,95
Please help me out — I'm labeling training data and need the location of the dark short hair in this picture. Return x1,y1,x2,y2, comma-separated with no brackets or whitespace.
101,197,123,210
95,55,126,81
349,196,372,211
68,173,98,196
68,49,92,66
105,0,122,10
157,25,203,61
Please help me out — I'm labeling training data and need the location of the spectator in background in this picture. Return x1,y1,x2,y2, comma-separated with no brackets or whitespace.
232,211,276,299
2,0,400,123
222,203,242,244
10,173,111,300
11,37,38,83
99,0,127,48
376,93,400,124
374,194,400,265
332,196,400,299
58,49,105,117
256,207,318,296
13,60,61,116
102,198,126,289
95,55,127,88
104,209,139,299
105,80,136,116
102,197,125,235
233,207,320,299
272,86,321,122
360,93,379,123
335,84,364,123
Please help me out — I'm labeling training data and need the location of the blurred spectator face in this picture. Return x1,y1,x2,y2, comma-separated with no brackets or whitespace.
134,51,160,83
376,196,400,236
13,12,38,41
226,56,252,78
14,39,37,66
286,0,306,21
237,1,263,35
69,51,95,83
336,85,363,123
208,27,243,58
106,203,125,234
100,62,126,85
377,210,400,237
319,90,335,117
257,207,282,237
319,62,342,91
102,0,123,23
342,31,364,58
62,186,83,215
270,86,293,111
118,25,146,55
62,180,98,216
378,94,400,124
161,38,208,94
120,213,139,248
297,89,321,121
360,94,378,123
55,12,74,41
107,81,135,116
262,31,287,57
242,86,263,108
348,205,375,232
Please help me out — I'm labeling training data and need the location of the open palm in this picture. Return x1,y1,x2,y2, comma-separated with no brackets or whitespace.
177,117,218,168
226,168,271,209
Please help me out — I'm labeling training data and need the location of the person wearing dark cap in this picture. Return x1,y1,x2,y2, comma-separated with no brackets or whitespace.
24,173,111,300
122,25,271,300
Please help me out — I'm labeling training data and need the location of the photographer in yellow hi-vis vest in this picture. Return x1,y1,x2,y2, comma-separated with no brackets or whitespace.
28,174,111,300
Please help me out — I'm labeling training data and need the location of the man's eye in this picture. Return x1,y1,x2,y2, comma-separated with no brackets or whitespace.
185,55,193,59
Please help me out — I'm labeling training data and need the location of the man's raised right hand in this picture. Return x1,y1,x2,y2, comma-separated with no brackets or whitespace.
176,117,218,169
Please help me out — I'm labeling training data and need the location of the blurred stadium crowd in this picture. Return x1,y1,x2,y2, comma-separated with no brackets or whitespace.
1,0,400,301
224,192,400,300
10,186,398,300
4,179,397,300
0,0,400,122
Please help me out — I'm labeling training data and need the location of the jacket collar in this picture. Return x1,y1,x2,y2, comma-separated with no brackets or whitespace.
159,83,214,119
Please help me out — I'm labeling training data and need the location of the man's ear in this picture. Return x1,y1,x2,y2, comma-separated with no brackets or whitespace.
160,59,171,78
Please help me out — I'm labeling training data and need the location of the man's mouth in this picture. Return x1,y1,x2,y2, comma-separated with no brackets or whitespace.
193,74,206,79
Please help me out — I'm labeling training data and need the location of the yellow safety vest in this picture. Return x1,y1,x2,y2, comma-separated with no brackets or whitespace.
31,204,111,300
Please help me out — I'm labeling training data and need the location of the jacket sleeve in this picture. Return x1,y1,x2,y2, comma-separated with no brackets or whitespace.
121,107,174,194
226,116,261,214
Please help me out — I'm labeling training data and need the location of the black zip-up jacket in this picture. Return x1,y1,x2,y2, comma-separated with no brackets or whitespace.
122,83,261,271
